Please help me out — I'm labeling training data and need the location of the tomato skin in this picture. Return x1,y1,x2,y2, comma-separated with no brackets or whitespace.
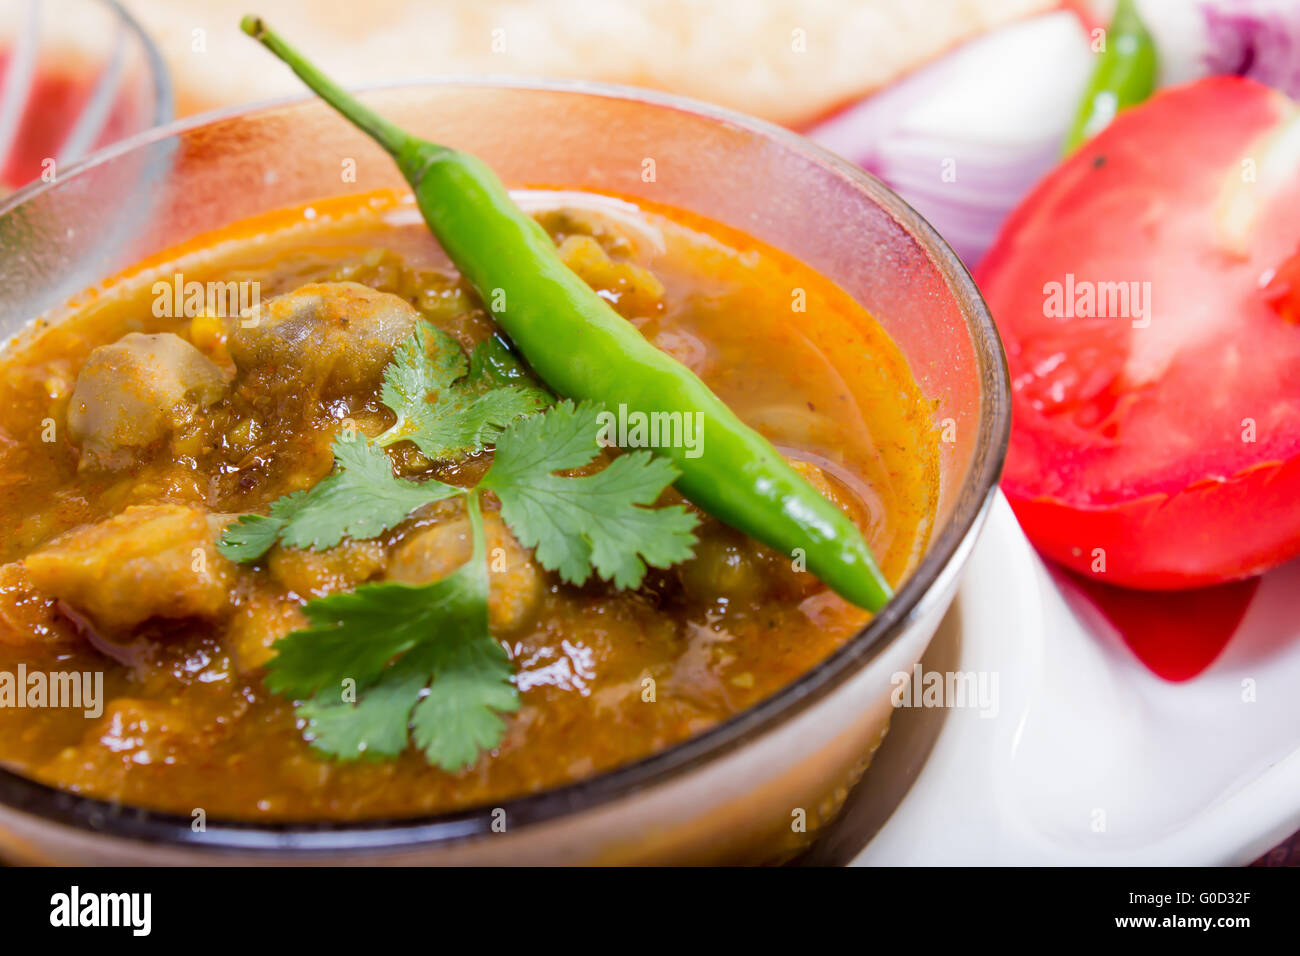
978,77,1300,588
1262,245,1300,324
1010,454,1300,587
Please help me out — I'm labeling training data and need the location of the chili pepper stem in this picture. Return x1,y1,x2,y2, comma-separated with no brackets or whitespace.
240,15,427,162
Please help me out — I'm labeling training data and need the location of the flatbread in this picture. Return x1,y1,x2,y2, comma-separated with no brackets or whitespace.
121,0,1057,125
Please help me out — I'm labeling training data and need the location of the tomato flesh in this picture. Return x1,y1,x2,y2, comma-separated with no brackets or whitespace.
977,77,1300,587
1262,245,1300,325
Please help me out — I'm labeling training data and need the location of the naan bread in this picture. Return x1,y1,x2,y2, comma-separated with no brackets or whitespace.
123,0,1056,124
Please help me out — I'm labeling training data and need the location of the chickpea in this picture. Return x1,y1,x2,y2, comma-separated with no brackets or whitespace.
268,539,387,598
677,527,765,605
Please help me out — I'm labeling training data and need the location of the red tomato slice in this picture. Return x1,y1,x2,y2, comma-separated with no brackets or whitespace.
977,77,1300,588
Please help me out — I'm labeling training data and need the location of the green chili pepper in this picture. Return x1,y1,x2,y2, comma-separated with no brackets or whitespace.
240,16,894,612
1063,0,1158,154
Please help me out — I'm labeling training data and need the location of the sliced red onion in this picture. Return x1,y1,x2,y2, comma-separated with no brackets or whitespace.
57,599,148,668
807,1,1300,268
1202,0,1300,97
1118,1,1300,94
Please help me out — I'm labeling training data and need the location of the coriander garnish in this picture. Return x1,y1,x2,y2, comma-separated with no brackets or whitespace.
218,323,698,771
374,321,549,459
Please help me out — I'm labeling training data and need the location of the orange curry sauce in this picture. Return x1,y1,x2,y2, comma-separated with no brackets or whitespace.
0,191,937,820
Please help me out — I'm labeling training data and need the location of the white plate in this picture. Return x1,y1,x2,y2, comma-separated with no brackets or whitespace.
849,493,1300,865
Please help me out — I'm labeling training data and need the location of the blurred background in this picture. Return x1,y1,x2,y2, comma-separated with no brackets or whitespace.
4,0,1297,264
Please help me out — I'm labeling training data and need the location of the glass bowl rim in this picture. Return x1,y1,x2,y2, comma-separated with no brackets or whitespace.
0,76,1010,855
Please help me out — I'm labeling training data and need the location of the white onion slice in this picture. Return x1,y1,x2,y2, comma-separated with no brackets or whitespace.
807,11,1093,267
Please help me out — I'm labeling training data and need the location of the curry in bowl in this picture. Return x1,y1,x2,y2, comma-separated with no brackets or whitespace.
0,23,939,828
0,191,936,820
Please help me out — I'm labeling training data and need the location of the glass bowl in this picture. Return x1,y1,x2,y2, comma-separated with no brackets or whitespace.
0,0,172,192
0,79,1009,864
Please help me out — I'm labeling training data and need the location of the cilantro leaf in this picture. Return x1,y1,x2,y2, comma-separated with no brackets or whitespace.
267,494,518,772
411,631,518,771
276,436,460,550
216,511,292,563
299,659,429,760
466,332,550,395
217,436,460,563
216,489,312,563
376,322,548,459
265,581,440,699
246,328,702,772
481,400,698,589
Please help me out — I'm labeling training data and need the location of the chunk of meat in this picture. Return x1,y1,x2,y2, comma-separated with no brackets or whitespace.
227,281,418,393
23,505,234,633
67,332,226,469
0,562,75,646
40,698,200,791
226,592,308,674
388,514,542,635
268,539,387,599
